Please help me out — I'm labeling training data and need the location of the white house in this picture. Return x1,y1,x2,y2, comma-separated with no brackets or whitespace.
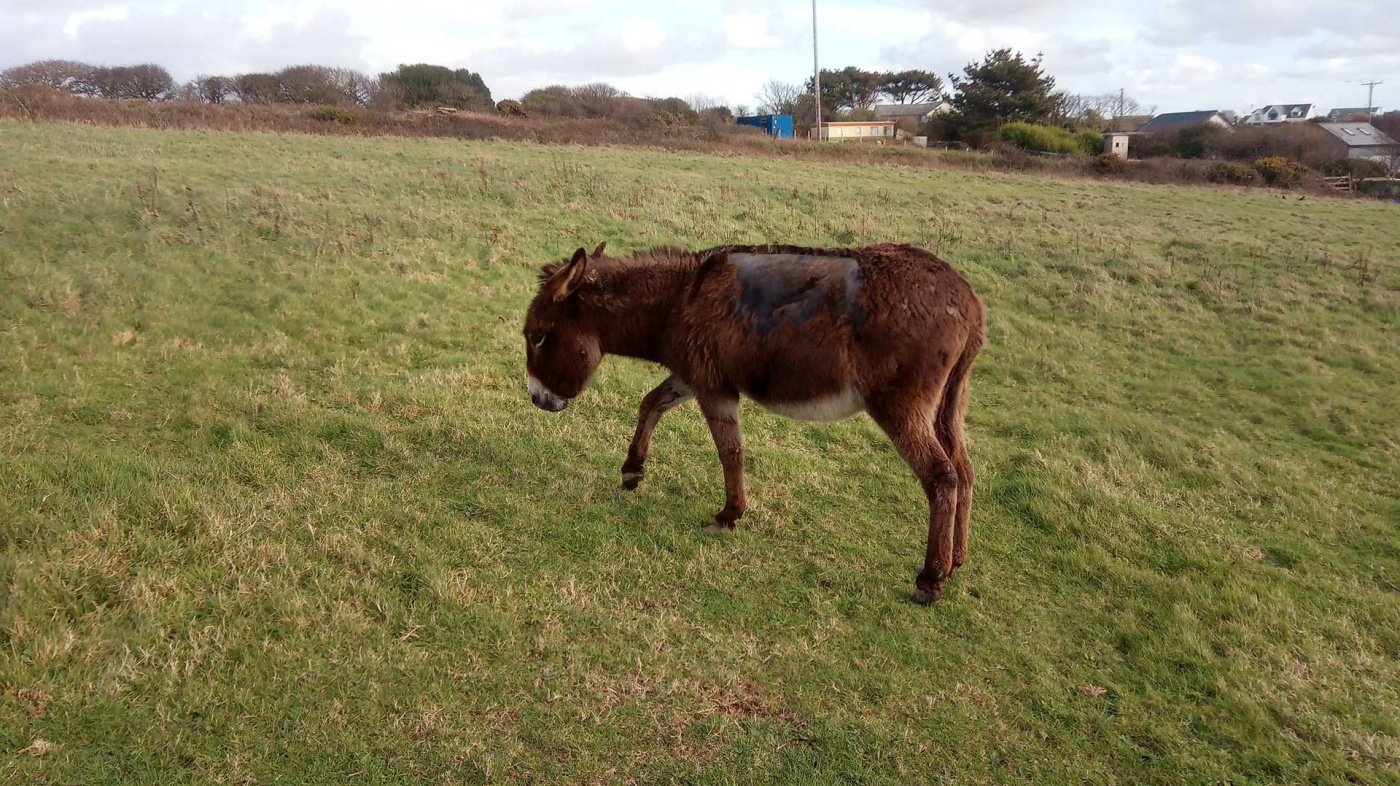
1243,104,1317,125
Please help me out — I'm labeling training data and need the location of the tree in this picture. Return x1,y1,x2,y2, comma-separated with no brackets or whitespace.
379,64,492,110
122,64,174,100
1059,91,1153,129
233,73,280,105
881,70,943,104
804,67,882,118
0,60,90,92
732,103,750,118
191,75,233,104
755,79,803,115
946,49,1060,142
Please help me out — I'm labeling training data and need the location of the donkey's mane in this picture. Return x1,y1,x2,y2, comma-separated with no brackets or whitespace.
537,243,869,286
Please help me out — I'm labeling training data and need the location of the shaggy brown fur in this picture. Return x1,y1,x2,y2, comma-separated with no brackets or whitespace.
523,242,986,604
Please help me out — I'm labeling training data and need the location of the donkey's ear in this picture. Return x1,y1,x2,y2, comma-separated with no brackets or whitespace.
591,242,607,258
548,247,589,301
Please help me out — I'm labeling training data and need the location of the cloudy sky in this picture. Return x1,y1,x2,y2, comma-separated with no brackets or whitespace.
3,0,1396,115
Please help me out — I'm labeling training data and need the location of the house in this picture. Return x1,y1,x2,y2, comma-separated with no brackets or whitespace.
809,121,896,141
873,101,951,122
1243,104,1317,124
1327,107,1379,122
1136,111,1234,134
736,114,794,139
1317,122,1399,163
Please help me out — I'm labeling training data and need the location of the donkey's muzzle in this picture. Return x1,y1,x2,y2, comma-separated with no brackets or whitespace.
531,393,569,412
527,374,570,412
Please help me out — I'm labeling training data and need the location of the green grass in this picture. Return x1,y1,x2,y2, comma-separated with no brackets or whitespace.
1,121,1398,785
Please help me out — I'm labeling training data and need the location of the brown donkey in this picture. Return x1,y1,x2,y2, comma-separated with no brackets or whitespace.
523,243,985,603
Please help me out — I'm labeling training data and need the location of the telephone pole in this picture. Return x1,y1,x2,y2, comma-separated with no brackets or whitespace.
812,0,822,140
1361,80,1383,120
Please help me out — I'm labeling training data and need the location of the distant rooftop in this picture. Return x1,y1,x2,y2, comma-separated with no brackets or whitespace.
1318,122,1398,148
1137,111,1228,134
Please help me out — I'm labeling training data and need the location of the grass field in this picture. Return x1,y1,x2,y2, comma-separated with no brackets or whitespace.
1,121,1398,784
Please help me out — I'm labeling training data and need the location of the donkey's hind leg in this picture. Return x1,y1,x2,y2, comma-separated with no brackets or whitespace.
622,376,693,489
935,350,977,572
868,392,958,605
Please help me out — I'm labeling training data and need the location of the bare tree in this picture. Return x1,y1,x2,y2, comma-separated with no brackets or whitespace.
0,60,90,92
755,79,803,115
233,73,280,105
123,64,174,100
732,103,750,118
192,74,233,104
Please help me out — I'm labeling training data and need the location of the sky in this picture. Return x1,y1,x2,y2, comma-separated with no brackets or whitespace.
3,0,1397,116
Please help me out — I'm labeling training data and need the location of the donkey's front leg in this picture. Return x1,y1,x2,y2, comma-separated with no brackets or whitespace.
621,376,693,489
698,392,745,533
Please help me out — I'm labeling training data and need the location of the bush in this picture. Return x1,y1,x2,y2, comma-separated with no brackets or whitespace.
1076,129,1104,156
1320,158,1389,179
1092,153,1126,174
1206,162,1259,186
308,106,359,124
998,122,1086,155
1253,156,1307,188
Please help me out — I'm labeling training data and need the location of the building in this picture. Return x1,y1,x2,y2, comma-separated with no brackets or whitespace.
1136,111,1234,134
1243,104,1317,125
736,114,794,139
1327,107,1379,122
1104,133,1131,158
1317,122,1399,163
873,101,952,135
809,121,896,141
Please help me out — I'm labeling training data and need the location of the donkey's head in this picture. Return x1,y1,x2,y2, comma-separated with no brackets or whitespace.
522,243,607,412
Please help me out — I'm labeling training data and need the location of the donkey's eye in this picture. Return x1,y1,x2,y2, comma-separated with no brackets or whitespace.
528,333,547,350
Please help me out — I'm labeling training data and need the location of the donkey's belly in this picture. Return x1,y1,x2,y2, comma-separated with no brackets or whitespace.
756,388,865,422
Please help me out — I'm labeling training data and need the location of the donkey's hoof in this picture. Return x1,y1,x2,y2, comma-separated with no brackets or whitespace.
621,470,644,490
703,521,735,534
910,585,943,605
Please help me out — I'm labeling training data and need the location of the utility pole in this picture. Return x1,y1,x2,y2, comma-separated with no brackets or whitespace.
1361,80,1383,121
812,0,822,140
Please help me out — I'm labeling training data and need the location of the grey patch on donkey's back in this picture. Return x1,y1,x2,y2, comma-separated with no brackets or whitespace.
729,253,863,335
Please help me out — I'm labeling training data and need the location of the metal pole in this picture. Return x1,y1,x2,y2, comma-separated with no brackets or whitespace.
1362,80,1382,121
812,0,822,140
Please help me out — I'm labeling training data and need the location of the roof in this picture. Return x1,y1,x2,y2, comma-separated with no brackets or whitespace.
1327,107,1378,120
1318,122,1398,148
873,102,948,118
1137,111,1227,133
1254,103,1314,118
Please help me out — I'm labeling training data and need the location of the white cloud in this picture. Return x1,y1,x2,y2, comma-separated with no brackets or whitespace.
724,13,781,50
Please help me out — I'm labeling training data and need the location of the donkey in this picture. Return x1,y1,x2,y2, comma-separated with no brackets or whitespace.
523,242,985,603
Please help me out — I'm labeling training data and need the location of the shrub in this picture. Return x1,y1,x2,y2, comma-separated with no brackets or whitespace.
1092,153,1126,174
1206,162,1259,186
1076,129,1104,156
308,106,359,124
998,122,1085,155
1321,158,1389,179
1253,156,1307,188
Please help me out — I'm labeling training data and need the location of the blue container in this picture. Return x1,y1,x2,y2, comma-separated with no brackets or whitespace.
737,114,794,139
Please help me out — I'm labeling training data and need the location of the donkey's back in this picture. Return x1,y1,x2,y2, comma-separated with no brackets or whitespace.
679,243,984,421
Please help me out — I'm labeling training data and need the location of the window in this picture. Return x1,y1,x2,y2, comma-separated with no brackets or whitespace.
871,126,880,135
